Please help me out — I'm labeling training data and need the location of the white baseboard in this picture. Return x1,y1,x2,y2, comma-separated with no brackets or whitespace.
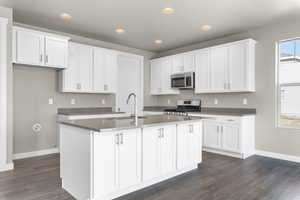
0,162,14,172
13,148,59,160
256,150,300,164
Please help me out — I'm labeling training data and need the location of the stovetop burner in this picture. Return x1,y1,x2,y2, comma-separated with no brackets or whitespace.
164,99,201,115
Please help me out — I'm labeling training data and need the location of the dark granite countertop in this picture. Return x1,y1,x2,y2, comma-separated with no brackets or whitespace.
58,107,124,116
143,106,256,116
60,115,203,132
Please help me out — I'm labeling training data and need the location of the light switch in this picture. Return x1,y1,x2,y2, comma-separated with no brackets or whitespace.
48,98,53,105
101,99,106,105
167,99,171,105
214,98,218,105
243,98,248,105
71,98,76,105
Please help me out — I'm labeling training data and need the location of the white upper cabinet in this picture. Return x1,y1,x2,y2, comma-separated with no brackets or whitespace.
151,39,256,94
13,26,69,69
195,48,211,93
93,48,117,93
195,39,256,93
171,52,195,74
60,42,118,93
44,36,68,68
172,54,184,74
227,40,255,92
13,28,44,66
210,45,227,92
183,52,196,72
151,56,179,95
60,42,93,93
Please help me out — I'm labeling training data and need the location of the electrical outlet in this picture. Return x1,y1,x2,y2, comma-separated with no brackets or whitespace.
101,99,106,105
71,98,76,105
48,98,53,105
243,98,248,105
167,99,171,105
214,98,218,105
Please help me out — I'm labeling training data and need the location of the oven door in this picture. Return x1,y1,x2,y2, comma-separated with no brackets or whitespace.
171,75,186,88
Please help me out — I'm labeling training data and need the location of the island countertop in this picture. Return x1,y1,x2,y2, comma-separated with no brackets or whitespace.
59,115,203,132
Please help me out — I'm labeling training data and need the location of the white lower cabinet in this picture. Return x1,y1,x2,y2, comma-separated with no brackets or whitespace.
142,125,176,181
177,122,202,169
93,128,141,199
60,121,202,200
202,116,255,159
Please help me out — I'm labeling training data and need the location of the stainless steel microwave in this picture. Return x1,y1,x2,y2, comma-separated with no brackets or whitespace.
171,72,195,89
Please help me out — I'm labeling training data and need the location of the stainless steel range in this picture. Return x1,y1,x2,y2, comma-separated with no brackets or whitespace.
164,99,201,116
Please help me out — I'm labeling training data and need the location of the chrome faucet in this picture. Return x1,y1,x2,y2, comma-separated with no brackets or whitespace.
126,93,138,125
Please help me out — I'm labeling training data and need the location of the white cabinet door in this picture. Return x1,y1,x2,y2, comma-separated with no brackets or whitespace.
142,127,160,181
210,46,227,91
203,121,220,149
63,42,81,91
195,49,211,93
93,47,105,92
104,50,118,93
150,59,162,94
160,125,176,175
118,129,140,189
188,123,202,164
183,52,196,72
172,54,184,74
45,36,68,68
228,42,246,91
14,29,44,66
79,44,93,92
221,124,240,153
93,133,117,198
177,123,202,169
160,57,179,94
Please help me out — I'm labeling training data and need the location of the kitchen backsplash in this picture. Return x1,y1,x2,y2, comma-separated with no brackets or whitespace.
156,90,257,108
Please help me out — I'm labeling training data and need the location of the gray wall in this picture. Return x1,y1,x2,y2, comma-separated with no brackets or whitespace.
155,20,300,157
0,6,13,164
13,23,157,155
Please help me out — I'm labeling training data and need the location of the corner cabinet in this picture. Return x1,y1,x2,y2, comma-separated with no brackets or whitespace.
151,56,179,95
59,42,118,93
13,26,69,69
202,115,255,159
195,39,256,93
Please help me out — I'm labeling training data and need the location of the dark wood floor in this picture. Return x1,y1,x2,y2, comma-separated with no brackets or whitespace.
1,152,300,200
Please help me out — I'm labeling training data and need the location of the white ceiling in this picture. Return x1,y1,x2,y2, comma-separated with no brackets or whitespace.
1,0,300,52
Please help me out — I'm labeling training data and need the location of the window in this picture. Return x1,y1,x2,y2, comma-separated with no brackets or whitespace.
277,39,300,128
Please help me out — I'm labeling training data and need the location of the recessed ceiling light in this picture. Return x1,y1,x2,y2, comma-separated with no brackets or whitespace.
162,8,175,14
115,28,125,34
201,25,212,31
60,13,72,20
154,40,163,44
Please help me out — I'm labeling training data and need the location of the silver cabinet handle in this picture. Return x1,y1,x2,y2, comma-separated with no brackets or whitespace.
40,54,43,62
161,128,164,138
116,134,120,145
104,84,108,91
45,55,49,63
76,83,81,90
120,133,123,144
189,125,193,133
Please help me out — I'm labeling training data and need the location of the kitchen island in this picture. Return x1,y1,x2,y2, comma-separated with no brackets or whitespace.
59,115,203,200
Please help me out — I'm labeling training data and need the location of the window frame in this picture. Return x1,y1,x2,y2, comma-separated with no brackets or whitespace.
276,38,300,129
